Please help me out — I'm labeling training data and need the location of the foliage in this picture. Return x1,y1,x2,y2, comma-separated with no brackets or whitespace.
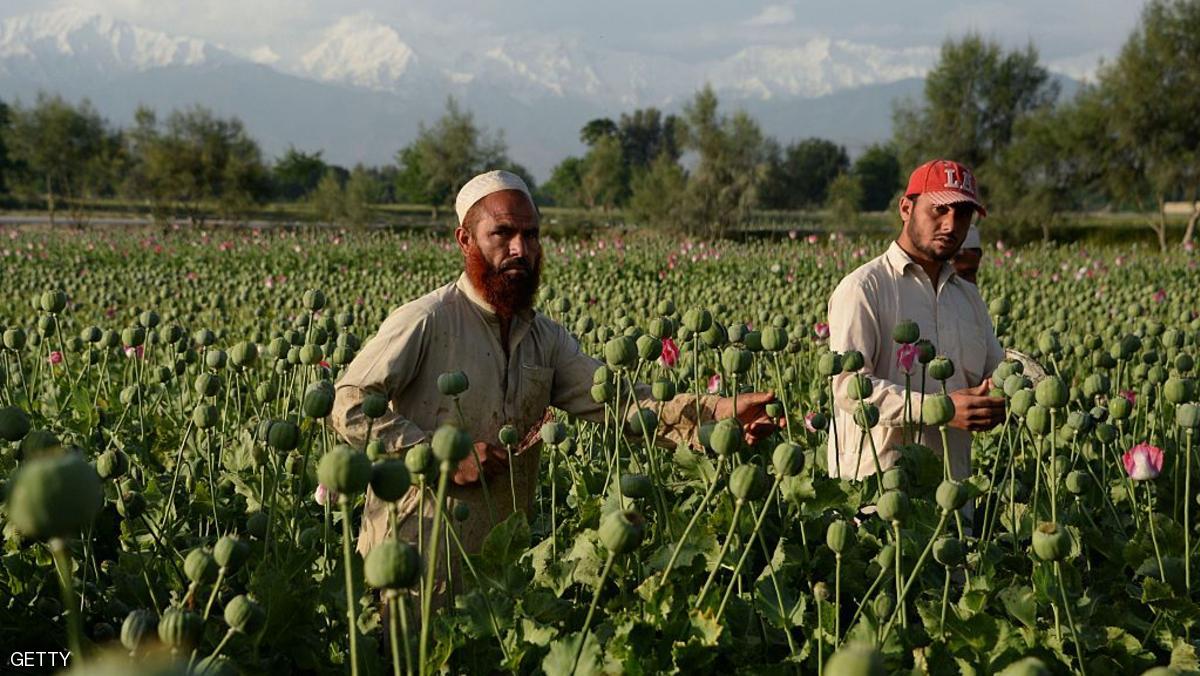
759,138,850,210
852,144,901,212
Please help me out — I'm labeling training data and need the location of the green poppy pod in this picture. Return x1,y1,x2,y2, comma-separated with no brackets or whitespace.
761,326,788,352
842,350,865,372
1148,365,1168,385
1082,373,1111,399
437,371,469,396
927,356,955,381
989,297,1011,316
362,392,389,419
1034,377,1068,409
298,344,323,365
920,392,955,427
19,429,61,459
79,326,101,343
266,419,302,452
854,404,880,429
0,405,31,442
121,326,146,348
876,490,910,523
727,323,748,345
1095,422,1117,443
317,445,372,495
1025,405,1051,436
626,407,658,437
1109,396,1132,420
729,464,769,502
194,372,220,398
121,609,158,654
590,382,614,403
540,421,567,446
1031,522,1071,561
96,449,129,480
701,322,728,349
246,511,269,539
332,346,355,365
1177,403,1200,430
7,453,102,539
682,308,712,333
158,607,203,650
743,331,763,352
1065,470,1089,496
302,382,335,419
371,459,412,502
3,327,27,350
892,320,919,344
224,595,264,634
404,443,434,477
191,403,220,430
1037,331,1060,355
303,289,327,311
184,548,218,584
214,535,250,572
721,346,752,375
599,510,646,555
997,657,1050,676
647,317,673,340
658,299,676,316
636,334,662,362
592,365,613,385
872,592,895,619
933,537,965,567
1177,353,1195,374
709,418,742,456
847,373,873,400
498,425,519,447
619,473,653,500
992,360,1018,384
1065,411,1094,436
826,520,853,554
874,544,896,572
915,339,937,364
604,336,638,369
36,317,53,337
818,351,843,377
936,480,968,513
651,379,676,402
881,467,907,491
138,310,160,329
824,642,885,676
364,539,421,590
772,442,805,477
764,401,784,419
40,289,68,313
1165,377,1193,404
430,425,471,464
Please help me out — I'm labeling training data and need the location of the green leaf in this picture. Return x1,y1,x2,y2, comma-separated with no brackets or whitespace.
688,608,723,646
998,585,1037,629
1170,638,1200,673
542,631,601,676
481,511,531,581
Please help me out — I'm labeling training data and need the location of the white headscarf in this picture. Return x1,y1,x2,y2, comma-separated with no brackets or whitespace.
454,170,533,225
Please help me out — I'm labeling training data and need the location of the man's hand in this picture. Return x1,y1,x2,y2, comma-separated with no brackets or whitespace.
451,441,510,486
947,381,1006,432
713,391,783,445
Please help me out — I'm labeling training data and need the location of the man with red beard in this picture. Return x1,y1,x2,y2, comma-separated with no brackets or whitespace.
332,169,780,588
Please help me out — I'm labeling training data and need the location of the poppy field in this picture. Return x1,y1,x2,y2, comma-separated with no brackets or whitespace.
1,226,1199,675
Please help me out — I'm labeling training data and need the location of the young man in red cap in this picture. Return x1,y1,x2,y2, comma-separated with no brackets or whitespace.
825,159,1005,483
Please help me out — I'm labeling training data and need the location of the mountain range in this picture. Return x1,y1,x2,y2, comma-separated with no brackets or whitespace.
0,8,1074,181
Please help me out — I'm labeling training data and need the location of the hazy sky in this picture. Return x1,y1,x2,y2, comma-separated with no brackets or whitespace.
1,0,1147,79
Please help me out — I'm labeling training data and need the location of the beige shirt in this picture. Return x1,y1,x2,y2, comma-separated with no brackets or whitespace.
826,241,1003,481
332,273,718,559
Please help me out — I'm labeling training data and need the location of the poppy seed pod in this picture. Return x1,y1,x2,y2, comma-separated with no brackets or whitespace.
824,643,885,676
682,308,712,333
498,424,520,447
826,520,852,554
842,350,865,372
876,490,910,523
729,464,769,502
364,539,421,590
915,339,936,364
721,346,752,375
619,473,653,500
933,537,965,567
370,459,412,502
892,320,919,344
431,425,472,464
772,442,805,477
437,371,470,397
224,595,265,634
708,418,742,456
1032,522,1071,561
818,351,842,377
317,445,372,495
927,356,955,381
7,453,102,540
636,334,662,361
847,373,873,401
922,394,956,427
362,392,389,419
599,510,646,555
1035,377,1069,409
935,480,968,513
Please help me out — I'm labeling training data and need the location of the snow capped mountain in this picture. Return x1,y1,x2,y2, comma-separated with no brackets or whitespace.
706,39,937,100
0,7,235,78
298,13,420,91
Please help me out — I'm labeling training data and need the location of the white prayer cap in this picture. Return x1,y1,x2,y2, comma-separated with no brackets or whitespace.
962,224,981,250
455,170,533,225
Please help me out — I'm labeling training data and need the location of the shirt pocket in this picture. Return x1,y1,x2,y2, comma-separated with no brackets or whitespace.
517,363,555,428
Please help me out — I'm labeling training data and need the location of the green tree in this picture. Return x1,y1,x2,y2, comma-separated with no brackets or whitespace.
393,97,510,217
1089,0,1200,249
677,86,769,236
309,170,347,225
826,173,864,228
542,156,587,207
0,99,11,197
123,105,268,225
4,93,119,226
852,144,901,211
580,118,618,147
344,165,379,227
617,108,683,168
272,147,328,200
627,154,688,230
759,138,849,210
892,34,1057,198
580,135,627,211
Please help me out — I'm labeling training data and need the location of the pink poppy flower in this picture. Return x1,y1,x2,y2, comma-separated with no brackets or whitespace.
658,338,680,368
707,373,721,394
1123,443,1164,481
804,412,819,433
897,343,920,374
48,351,63,365
124,345,144,359
1120,390,1136,405
315,484,339,506
813,322,830,341
1153,289,1167,303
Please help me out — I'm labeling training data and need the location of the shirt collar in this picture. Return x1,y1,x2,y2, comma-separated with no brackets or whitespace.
885,241,959,290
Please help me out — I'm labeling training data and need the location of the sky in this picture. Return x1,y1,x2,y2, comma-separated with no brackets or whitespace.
0,0,1148,80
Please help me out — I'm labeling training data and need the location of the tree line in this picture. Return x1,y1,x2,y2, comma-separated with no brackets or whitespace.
0,0,1197,247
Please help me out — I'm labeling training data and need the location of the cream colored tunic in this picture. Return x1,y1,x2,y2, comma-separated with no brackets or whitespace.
826,241,1004,481
331,273,718,565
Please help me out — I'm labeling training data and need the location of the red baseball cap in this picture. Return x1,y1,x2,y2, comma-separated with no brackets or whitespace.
904,159,987,218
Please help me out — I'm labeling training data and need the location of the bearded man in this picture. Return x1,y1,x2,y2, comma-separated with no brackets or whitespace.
331,170,779,583
826,159,1005,482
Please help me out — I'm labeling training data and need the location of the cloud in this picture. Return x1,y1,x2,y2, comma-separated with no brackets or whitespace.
743,4,795,28
246,45,281,65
